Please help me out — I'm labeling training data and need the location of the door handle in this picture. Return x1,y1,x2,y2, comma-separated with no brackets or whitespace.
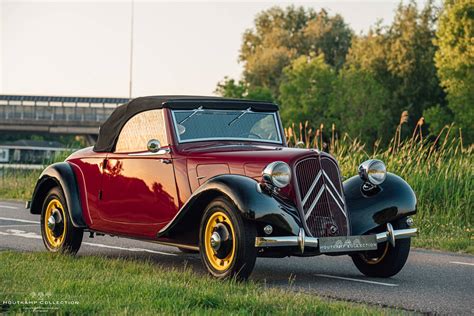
102,158,108,170
161,159,172,164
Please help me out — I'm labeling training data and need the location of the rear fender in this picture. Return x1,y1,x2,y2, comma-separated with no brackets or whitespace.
30,162,86,228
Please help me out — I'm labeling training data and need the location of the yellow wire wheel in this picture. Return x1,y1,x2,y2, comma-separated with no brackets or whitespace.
203,211,236,272
43,198,67,249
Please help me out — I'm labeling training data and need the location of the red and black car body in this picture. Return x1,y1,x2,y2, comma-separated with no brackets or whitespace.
29,96,418,279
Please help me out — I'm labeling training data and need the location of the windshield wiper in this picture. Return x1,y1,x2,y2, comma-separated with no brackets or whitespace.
228,107,252,126
179,106,204,124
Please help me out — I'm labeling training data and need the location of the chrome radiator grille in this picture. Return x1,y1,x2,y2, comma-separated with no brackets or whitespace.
295,156,349,237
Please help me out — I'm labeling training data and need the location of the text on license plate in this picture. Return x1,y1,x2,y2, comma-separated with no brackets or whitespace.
319,235,378,253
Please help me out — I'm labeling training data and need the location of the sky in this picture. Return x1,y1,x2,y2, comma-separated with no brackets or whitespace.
1,0,432,98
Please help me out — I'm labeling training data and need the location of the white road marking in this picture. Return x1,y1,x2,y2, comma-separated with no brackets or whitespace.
315,274,399,287
0,205,20,210
0,217,39,224
0,229,41,239
450,261,474,267
0,224,38,227
0,229,177,256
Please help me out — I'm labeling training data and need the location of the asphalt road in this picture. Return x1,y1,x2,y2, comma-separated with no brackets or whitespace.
0,200,472,315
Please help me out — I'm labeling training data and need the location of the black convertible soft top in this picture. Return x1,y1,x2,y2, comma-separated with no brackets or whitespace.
93,95,279,152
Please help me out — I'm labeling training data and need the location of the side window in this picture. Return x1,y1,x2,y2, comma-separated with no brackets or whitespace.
115,109,167,153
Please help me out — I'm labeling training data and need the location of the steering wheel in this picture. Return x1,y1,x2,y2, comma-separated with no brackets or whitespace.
238,132,262,139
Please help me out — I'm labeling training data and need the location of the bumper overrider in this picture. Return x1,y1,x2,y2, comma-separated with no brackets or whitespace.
255,222,418,254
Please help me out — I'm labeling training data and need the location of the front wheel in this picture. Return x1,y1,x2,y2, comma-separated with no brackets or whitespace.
199,197,257,280
40,187,83,254
351,219,411,278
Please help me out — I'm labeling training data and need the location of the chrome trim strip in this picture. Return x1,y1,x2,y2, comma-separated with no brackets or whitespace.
376,227,418,244
128,148,171,156
323,170,344,204
255,236,319,248
255,227,418,253
171,110,283,145
305,186,325,220
325,184,347,217
301,171,322,206
151,240,200,251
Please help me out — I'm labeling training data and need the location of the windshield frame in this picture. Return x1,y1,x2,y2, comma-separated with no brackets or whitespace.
170,108,284,145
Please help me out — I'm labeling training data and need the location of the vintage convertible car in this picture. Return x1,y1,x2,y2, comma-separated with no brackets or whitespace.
29,96,418,279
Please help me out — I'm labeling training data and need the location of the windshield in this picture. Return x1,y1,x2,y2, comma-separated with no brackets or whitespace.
171,109,282,144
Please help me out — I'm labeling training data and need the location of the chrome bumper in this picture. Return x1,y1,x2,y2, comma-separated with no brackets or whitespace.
254,223,418,253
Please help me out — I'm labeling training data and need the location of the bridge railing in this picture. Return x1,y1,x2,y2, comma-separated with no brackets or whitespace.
0,95,129,123
0,103,116,122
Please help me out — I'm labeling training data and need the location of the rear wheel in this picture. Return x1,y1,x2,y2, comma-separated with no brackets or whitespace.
351,219,411,277
40,187,83,254
199,197,257,280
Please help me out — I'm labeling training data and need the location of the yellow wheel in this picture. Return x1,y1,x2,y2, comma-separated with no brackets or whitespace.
43,198,67,248
360,242,390,265
199,197,257,280
204,211,236,271
351,219,411,277
41,187,83,254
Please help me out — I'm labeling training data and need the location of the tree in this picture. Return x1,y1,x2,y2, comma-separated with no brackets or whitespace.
329,67,391,146
423,104,454,135
239,6,352,96
215,77,274,102
215,77,246,99
346,1,444,135
435,0,474,143
278,54,336,128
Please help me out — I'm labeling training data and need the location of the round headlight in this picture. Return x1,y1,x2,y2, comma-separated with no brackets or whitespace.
358,159,386,185
262,161,291,188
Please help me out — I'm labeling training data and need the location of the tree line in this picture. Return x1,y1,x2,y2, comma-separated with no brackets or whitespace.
215,0,473,147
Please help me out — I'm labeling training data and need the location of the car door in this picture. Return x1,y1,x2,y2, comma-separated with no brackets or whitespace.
98,109,179,236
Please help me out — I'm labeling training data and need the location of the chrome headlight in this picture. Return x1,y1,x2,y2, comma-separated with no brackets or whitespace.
262,161,291,188
358,159,386,185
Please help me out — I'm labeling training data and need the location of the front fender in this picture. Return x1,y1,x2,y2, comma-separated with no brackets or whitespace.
30,162,86,228
158,174,302,239
344,172,417,235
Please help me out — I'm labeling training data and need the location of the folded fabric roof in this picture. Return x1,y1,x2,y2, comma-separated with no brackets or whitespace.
93,95,279,152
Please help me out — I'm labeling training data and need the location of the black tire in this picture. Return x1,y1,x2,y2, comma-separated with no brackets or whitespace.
199,197,257,280
351,219,411,278
40,187,83,254
178,247,199,254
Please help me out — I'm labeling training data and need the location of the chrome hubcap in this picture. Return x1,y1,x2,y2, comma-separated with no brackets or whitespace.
47,208,63,237
210,232,221,251
47,215,56,230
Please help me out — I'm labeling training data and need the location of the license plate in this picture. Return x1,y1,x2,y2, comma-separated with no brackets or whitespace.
319,235,378,253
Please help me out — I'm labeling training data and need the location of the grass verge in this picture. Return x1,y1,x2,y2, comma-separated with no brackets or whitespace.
0,251,389,315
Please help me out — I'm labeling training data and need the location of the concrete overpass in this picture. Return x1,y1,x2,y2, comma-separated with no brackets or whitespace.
0,95,129,141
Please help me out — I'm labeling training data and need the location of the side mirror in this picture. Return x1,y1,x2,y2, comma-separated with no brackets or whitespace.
295,141,305,148
147,139,161,153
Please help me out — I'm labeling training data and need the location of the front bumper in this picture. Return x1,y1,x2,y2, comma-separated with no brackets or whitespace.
255,223,418,254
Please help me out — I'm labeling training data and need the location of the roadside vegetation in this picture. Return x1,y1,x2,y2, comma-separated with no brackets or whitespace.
0,121,472,254
285,115,473,254
0,251,389,315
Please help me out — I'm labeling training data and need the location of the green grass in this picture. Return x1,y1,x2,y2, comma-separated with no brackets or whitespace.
0,168,41,200
0,251,390,315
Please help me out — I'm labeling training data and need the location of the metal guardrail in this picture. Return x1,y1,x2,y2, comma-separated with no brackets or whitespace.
0,95,129,123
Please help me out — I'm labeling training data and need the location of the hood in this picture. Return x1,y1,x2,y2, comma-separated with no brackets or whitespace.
180,143,331,181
